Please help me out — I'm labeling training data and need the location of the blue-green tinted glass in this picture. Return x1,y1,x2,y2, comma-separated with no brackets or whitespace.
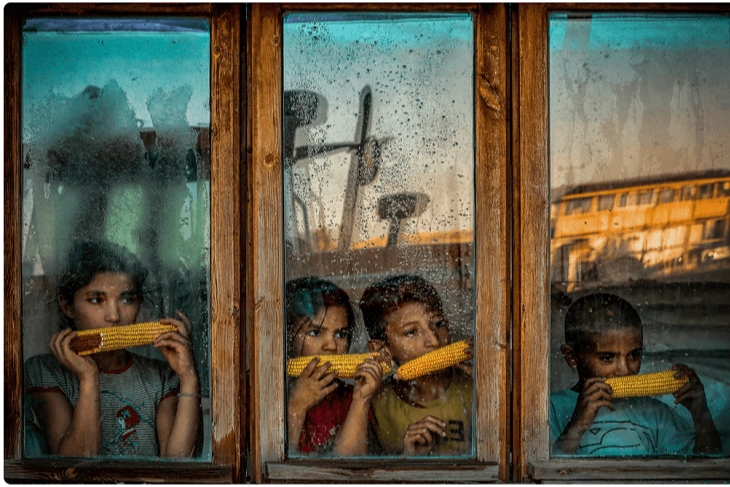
549,13,730,458
21,18,211,460
283,12,475,459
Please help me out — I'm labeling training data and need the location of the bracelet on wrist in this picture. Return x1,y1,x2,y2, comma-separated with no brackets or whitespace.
177,392,201,398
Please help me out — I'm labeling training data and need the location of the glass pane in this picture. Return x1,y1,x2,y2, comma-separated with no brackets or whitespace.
283,13,475,458
21,18,211,460
549,13,730,458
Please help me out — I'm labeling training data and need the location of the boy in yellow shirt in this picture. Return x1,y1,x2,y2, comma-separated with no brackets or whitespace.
360,275,473,456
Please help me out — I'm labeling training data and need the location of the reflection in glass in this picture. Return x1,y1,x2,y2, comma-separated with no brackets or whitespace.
549,13,730,457
21,19,211,459
283,13,475,458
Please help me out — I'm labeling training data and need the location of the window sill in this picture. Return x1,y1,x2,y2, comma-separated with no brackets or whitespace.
529,457,730,481
266,459,499,482
4,459,233,484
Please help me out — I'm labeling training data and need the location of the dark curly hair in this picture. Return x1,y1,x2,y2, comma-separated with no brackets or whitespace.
359,274,445,342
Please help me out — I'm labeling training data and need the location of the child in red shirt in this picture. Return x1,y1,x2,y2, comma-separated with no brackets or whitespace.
286,277,384,456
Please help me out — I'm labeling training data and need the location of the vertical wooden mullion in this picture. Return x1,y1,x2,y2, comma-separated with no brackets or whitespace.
474,3,511,481
248,4,284,483
4,5,23,462
514,3,550,482
209,2,243,474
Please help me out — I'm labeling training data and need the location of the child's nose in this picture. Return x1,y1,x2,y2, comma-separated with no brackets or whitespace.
322,334,337,351
615,357,630,376
423,327,440,348
104,301,120,323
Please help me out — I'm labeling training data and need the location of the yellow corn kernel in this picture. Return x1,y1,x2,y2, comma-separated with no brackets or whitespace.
605,369,688,399
287,353,392,378
70,322,178,356
394,340,470,381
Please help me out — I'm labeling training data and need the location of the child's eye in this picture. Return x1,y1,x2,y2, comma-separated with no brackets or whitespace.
121,296,138,305
433,319,448,329
597,354,614,362
628,349,643,359
88,297,102,304
306,329,321,337
404,329,417,337
334,330,350,340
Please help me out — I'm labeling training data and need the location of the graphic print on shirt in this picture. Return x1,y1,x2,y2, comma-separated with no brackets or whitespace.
114,405,142,454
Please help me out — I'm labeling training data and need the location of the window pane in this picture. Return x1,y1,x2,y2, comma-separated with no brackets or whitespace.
549,13,730,458
21,18,211,460
283,12,475,458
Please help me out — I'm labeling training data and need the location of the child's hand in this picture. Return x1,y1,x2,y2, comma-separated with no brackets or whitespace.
672,364,710,418
403,415,446,456
454,336,474,377
288,357,339,417
572,377,614,427
352,359,383,403
155,311,198,383
554,378,613,455
49,328,98,382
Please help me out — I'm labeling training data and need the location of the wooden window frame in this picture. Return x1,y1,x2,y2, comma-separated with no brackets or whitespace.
514,3,730,482
3,3,244,483
248,3,510,483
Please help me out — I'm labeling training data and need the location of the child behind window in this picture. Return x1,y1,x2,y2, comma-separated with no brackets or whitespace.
551,293,722,456
24,240,200,458
360,274,473,456
286,277,384,456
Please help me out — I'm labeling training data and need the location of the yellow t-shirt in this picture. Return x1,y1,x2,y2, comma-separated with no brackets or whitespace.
372,370,473,456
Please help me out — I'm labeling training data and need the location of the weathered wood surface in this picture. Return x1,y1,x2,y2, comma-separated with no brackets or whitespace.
210,3,242,476
5,3,212,15
4,460,233,484
248,4,286,483
529,458,730,481
475,4,511,481
514,3,550,482
267,460,500,483
4,6,22,462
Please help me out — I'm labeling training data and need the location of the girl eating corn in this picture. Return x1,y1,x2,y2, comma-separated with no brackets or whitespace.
360,274,474,456
24,240,200,458
286,277,384,456
551,293,722,456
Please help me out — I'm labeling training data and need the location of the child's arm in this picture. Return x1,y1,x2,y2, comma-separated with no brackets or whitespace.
332,359,383,456
40,328,102,456
403,415,447,456
154,312,200,458
553,378,614,455
287,357,339,452
672,364,722,454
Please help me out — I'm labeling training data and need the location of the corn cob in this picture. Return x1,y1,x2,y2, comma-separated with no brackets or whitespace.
394,340,471,381
70,322,177,356
287,353,392,378
605,369,689,398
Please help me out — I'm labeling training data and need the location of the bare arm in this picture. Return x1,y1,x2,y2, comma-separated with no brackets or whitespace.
332,360,383,456
672,364,722,454
38,329,102,457
553,378,614,455
154,313,200,458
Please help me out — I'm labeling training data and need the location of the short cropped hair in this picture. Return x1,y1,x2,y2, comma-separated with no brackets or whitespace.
285,276,356,353
564,293,642,350
359,274,444,341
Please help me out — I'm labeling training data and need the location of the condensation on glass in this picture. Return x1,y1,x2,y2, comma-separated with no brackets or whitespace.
548,13,730,458
21,19,212,459
283,13,475,458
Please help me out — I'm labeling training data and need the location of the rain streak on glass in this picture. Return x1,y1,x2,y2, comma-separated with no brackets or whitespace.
283,13,475,458
548,14,730,458
21,19,212,460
